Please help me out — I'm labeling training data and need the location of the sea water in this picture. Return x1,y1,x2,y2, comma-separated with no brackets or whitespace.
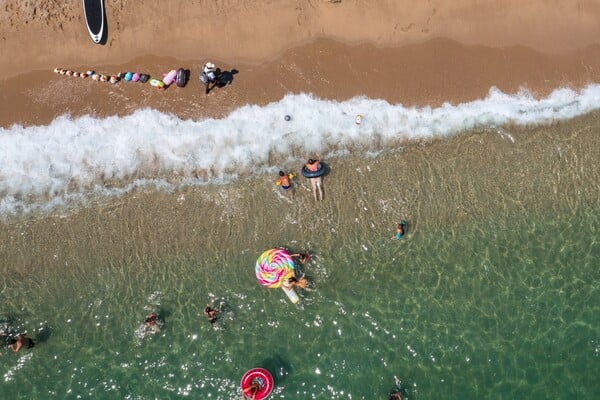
0,88,599,399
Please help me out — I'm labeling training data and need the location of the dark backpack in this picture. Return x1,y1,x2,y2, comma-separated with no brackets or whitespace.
176,68,187,87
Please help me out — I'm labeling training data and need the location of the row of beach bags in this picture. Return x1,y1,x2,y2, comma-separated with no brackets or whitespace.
53,67,188,89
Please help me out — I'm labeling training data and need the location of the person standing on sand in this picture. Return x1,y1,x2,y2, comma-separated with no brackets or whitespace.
200,62,218,94
276,170,294,197
305,157,323,201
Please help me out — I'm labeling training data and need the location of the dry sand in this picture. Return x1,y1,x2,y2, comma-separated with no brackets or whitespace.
1,0,600,127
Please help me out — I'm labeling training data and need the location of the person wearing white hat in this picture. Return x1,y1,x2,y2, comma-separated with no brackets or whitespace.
200,62,218,94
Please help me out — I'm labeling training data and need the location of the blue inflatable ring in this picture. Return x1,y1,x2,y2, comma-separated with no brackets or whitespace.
301,162,325,178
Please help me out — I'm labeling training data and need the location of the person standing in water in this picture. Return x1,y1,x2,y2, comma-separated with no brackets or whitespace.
143,312,161,335
275,170,294,197
305,156,323,201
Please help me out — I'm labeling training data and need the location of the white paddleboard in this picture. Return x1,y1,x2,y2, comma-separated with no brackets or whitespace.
83,0,105,44
282,286,299,304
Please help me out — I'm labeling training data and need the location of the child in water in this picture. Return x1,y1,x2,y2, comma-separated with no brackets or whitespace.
275,170,294,197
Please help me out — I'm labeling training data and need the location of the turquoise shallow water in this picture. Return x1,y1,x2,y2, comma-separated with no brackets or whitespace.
1,114,599,399
1,206,598,399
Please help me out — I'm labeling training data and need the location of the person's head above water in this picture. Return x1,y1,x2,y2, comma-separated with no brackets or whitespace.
145,313,157,323
388,391,403,400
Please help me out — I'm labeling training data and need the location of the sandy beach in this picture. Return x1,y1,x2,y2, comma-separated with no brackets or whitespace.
1,0,600,128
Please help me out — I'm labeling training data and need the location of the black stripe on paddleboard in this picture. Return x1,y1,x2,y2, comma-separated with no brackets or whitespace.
83,0,105,43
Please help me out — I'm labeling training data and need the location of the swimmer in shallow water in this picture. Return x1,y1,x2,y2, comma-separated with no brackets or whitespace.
204,304,219,324
143,313,161,334
242,378,261,400
394,220,408,240
388,391,403,400
290,252,310,265
145,313,158,326
10,334,34,352
287,275,307,289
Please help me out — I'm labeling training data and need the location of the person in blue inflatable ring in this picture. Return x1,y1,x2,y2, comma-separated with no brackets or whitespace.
304,156,323,201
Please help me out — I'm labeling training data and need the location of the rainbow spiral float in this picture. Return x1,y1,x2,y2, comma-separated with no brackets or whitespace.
255,248,295,289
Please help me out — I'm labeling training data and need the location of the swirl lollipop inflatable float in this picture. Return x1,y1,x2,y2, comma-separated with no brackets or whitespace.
256,248,298,303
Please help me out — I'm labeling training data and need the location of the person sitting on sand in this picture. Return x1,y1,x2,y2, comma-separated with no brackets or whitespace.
305,157,324,201
10,334,34,352
242,378,261,400
204,305,219,324
276,170,294,197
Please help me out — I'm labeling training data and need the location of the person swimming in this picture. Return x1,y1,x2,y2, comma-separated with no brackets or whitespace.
290,252,310,264
143,313,161,334
388,391,403,400
287,275,307,289
10,334,34,352
204,305,219,324
242,378,261,400
395,220,408,239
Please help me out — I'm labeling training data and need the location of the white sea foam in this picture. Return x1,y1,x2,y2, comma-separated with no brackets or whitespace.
1,85,599,215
